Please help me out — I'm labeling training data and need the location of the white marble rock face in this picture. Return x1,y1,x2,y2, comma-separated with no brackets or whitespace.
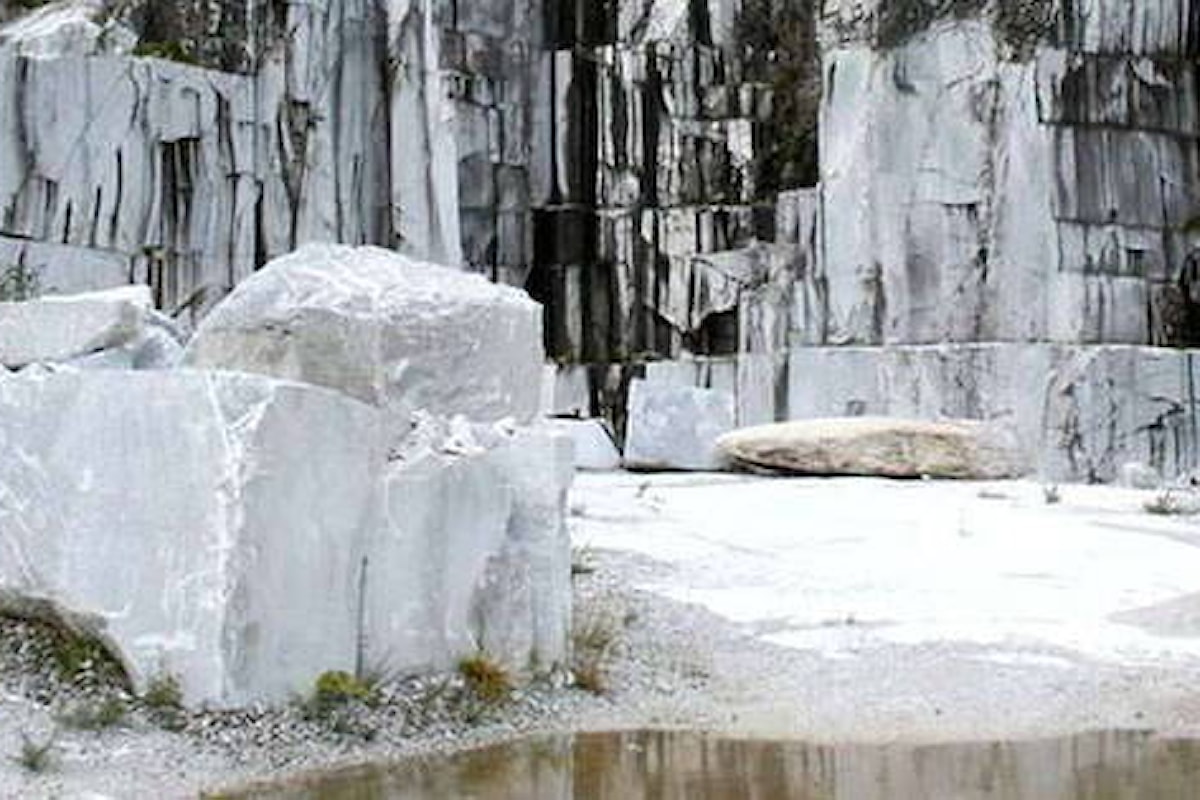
0,285,151,367
623,378,735,472
367,422,573,677
0,369,575,707
0,370,385,707
813,5,1200,349
0,0,451,315
184,243,546,427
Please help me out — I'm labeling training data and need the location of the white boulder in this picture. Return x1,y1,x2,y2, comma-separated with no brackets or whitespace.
366,417,573,674
185,244,545,427
0,285,151,367
717,417,1025,479
549,418,622,471
0,369,574,707
0,369,384,707
623,379,735,471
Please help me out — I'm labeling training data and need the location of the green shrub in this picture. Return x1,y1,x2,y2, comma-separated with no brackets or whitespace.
314,670,374,706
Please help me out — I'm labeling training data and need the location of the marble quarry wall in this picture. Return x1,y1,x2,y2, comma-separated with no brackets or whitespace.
4,0,1200,483
815,0,1200,348
527,0,820,364
0,0,453,316
572,0,1200,482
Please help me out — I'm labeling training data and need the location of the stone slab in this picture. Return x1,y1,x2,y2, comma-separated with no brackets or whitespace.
0,285,150,367
623,378,735,471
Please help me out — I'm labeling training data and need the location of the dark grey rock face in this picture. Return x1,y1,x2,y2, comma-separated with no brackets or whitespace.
526,0,821,365
0,0,823,340
439,0,541,288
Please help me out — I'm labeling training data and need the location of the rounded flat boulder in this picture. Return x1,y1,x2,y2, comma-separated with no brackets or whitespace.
717,417,1025,479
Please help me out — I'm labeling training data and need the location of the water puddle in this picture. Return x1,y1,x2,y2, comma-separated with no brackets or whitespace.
230,729,1200,798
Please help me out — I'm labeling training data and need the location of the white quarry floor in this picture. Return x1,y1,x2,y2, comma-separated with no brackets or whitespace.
571,473,1200,675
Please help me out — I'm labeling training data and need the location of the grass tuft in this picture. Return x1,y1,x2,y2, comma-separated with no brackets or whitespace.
572,608,621,696
141,671,186,730
457,654,513,705
1144,490,1195,516
57,695,128,731
13,731,55,774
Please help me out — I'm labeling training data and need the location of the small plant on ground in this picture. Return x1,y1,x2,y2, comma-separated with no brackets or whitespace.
572,607,621,696
297,670,379,738
1043,485,1062,505
12,731,55,774
1144,490,1194,516
571,545,598,577
0,262,40,302
458,653,513,705
313,670,375,708
143,671,182,709
141,671,186,730
52,635,116,684
57,694,128,731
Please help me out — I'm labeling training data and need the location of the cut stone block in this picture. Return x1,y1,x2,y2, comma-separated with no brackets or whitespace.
185,244,545,427
623,379,735,471
0,369,384,708
0,285,151,367
366,420,573,674
549,418,622,471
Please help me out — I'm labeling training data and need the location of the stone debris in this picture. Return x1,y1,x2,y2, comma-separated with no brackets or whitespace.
0,0,1199,715
717,417,1025,480
0,285,151,368
623,379,735,472
185,244,545,429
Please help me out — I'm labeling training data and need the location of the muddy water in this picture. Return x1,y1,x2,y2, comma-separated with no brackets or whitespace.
233,730,1200,799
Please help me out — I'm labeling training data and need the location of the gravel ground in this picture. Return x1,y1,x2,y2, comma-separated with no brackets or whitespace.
0,547,818,799
5,475,1200,798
